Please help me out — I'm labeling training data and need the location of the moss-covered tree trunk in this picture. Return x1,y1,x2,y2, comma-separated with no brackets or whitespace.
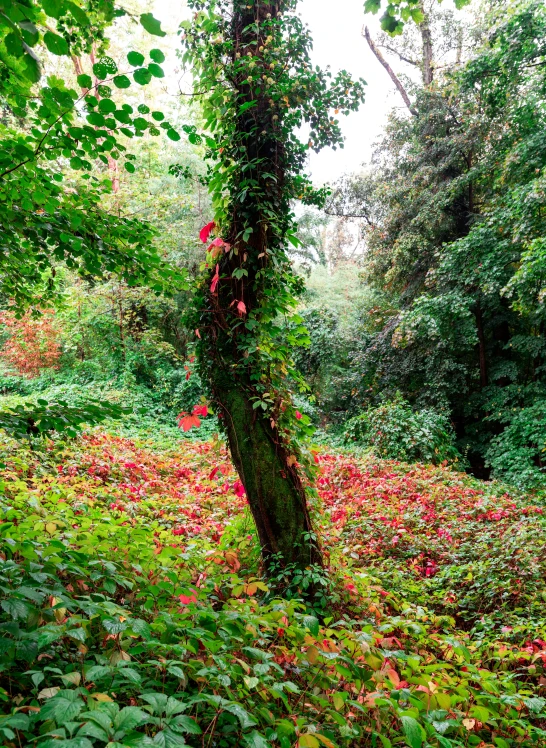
211,370,321,568
194,0,323,572
186,0,364,573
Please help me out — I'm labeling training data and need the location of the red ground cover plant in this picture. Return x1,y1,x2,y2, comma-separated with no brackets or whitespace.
0,431,545,746
0,309,61,377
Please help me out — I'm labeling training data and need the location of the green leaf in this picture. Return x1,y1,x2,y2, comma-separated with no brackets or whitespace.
222,702,257,730
133,68,152,86
172,715,201,734
150,49,166,63
23,52,41,82
115,706,149,732
40,692,84,724
380,11,404,35
113,75,131,89
5,32,24,57
77,73,93,89
148,63,164,78
98,99,116,113
167,129,181,141
371,734,391,748
364,0,381,13
67,2,89,25
124,162,136,173
42,0,63,18
92,62,109,80
87,113,106,127
1,598,29,620
303,615,320,636
243,732,271,748
140,12,166,37
43,31,69,56
401,716,424,748
127,51,145,67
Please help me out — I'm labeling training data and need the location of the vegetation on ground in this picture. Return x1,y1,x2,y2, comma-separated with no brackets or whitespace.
1,429,545,747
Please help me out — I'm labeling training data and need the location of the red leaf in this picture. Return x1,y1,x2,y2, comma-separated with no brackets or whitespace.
209,466,220,480
195,329,201,339
178,413,201,432
233,480,246,498
236,300,246,315
199,221,215,243
208,238,225,259
179,589,198,605
210,264,220,294
295,410,302,420
193,404,208,417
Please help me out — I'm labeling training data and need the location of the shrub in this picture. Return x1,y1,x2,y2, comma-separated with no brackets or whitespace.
486,399,546,489
0,310,61,377
343,394,461,465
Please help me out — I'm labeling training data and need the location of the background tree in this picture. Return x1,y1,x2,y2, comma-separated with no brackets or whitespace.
329,0,546,484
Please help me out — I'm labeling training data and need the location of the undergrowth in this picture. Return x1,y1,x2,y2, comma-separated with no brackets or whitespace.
0,430,545,747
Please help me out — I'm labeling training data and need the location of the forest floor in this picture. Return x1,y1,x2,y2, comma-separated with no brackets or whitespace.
1,429,545,747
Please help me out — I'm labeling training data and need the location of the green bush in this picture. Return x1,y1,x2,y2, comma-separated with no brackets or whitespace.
343,394,462,465
486,400,546,489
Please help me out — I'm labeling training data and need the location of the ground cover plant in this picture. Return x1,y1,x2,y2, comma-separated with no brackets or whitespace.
1,428,545,747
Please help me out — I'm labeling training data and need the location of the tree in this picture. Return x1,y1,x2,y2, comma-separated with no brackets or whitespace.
0,0,186,308
332,0,546,484
181,0,365,575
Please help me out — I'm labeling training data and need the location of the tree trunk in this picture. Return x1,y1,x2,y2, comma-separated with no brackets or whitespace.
419,2,434,85
212,368,321,569
196,0,323,573
363,26,417,116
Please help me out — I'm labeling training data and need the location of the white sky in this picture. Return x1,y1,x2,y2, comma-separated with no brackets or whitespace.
298,0,401,184
155,0,407,185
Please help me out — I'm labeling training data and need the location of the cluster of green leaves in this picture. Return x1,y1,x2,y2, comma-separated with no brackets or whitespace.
343,394,461,466
0,397,130,440
328,0,546,486
0,1,187,307
363,0,469,35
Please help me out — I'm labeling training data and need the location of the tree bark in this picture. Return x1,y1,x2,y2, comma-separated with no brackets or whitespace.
212,368,321,569
419,1,434,85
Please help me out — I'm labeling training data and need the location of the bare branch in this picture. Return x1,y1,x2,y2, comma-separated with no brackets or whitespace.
363,26,418,116
378,43,419,68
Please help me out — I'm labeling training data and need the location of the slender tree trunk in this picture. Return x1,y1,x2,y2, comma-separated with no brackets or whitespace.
198,0,322,572
419,1,434,85
363,26,417,116
475,302,488,388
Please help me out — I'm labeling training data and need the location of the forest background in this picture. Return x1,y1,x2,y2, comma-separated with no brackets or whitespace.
1,0,545,490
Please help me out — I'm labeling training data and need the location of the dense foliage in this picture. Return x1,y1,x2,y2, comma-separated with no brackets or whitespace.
322,0,546,486
1,0,546,745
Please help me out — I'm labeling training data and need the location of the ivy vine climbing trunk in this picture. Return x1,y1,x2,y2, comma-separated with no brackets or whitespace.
183,0,365,576
202,0,322,572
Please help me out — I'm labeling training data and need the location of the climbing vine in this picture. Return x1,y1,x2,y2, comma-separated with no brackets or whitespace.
178,0,365,572
181,0,365,452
